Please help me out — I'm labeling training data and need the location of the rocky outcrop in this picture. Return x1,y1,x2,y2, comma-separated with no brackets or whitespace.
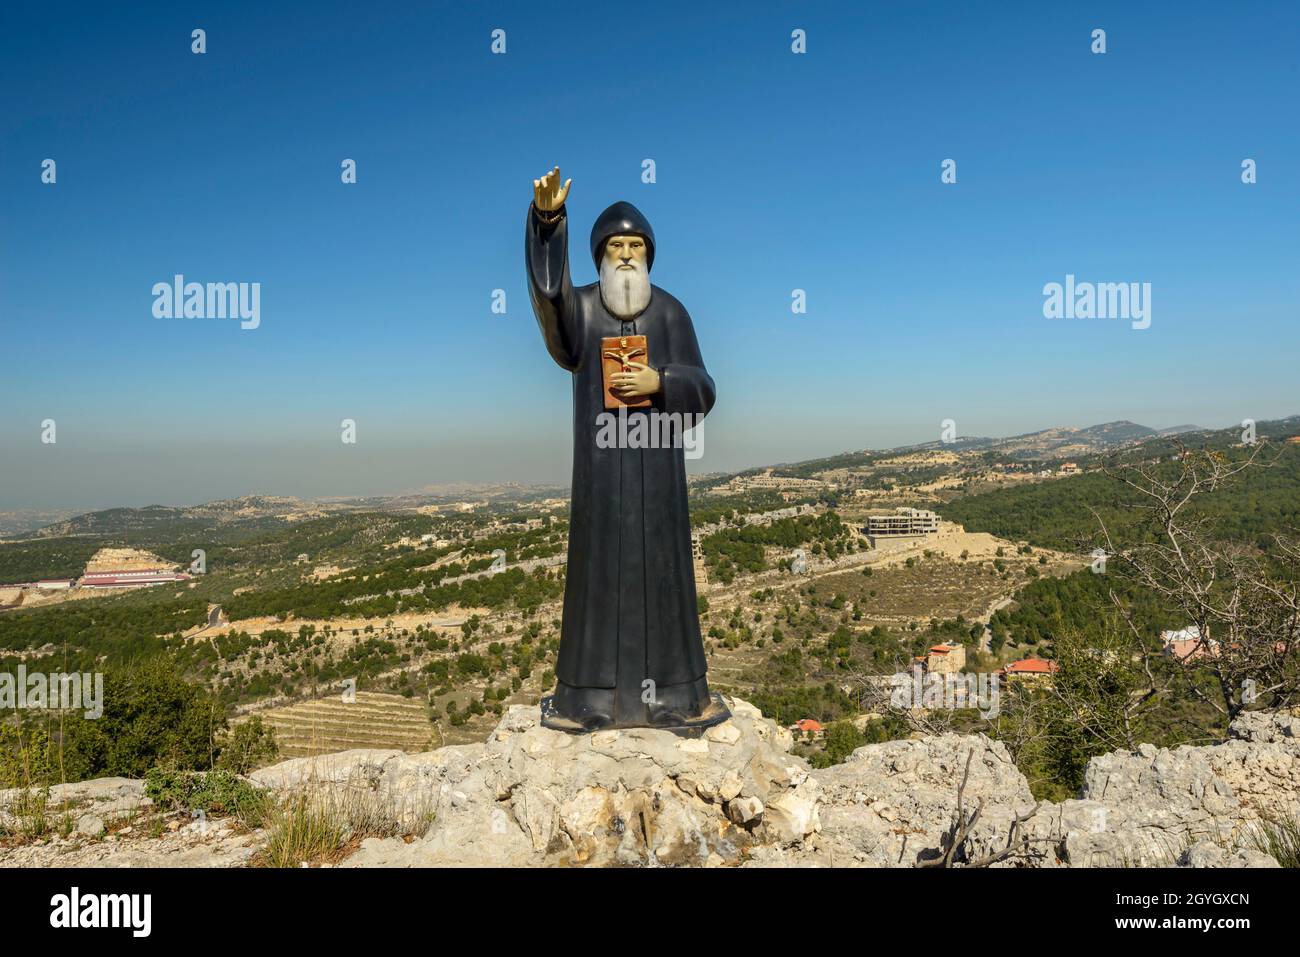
4,702,1295,867
1023,711,1298,868
244,701,1295,868
252,698,818,867
804,733,1038,866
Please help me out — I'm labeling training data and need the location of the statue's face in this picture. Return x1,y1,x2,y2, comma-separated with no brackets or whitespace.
604,234,648,271
599,233,652,319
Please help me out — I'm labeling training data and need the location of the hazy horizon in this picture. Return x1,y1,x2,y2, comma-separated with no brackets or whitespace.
3,407,1291,515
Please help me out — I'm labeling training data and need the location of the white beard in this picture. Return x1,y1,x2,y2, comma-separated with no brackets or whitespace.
599,259,652,319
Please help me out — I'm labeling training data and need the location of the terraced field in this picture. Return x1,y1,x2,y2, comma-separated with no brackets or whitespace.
813,555,1079,625
244,691,441,758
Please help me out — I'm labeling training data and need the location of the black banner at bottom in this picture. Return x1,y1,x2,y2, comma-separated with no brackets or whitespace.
0,865,1282,943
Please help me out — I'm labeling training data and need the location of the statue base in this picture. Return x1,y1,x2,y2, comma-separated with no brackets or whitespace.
540,691,732,736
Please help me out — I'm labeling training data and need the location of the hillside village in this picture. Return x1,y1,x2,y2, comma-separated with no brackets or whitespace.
2,416,1299,866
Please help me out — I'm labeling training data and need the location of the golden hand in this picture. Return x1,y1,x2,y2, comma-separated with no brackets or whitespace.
533,166,571,212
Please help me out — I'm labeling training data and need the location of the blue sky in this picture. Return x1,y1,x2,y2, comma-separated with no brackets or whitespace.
1,1,1297,509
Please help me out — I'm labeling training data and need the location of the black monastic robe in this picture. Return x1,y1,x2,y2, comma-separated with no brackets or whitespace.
526,204,714,725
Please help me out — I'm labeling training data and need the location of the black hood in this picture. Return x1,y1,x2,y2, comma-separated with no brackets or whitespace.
589,201,655,272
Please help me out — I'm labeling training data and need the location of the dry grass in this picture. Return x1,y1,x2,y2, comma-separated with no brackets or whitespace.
254,776,436,868
0,787,78,842
1249,814,1300,867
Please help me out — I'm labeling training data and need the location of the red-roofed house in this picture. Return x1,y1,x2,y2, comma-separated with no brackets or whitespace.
792,718,824,739
926,642,967,674
998,657,1060,686
1160,626,1219,662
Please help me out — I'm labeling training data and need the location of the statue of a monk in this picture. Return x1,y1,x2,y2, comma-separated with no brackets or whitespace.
526,166,728,732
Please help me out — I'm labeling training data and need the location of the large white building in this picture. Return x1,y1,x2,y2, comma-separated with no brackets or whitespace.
79,569,191,589
865,508,940,543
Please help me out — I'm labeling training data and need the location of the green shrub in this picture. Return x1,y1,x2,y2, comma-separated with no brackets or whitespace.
0,719,57,790
215,716,279,774
61,660,226,781
144,768,269,826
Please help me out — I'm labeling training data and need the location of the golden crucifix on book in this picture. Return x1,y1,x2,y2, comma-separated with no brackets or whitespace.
600,335,651,409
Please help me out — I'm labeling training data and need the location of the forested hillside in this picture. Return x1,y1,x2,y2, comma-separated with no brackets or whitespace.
940,441,1300,551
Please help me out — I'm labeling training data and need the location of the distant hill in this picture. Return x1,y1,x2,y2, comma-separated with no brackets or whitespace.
17,485,569,543
0,507,84,537
938,422,1300,550
960,420,1162,459
770,419,1201,478
22,497,325,540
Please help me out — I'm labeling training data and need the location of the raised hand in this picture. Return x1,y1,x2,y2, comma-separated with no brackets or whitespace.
533,166,572,212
